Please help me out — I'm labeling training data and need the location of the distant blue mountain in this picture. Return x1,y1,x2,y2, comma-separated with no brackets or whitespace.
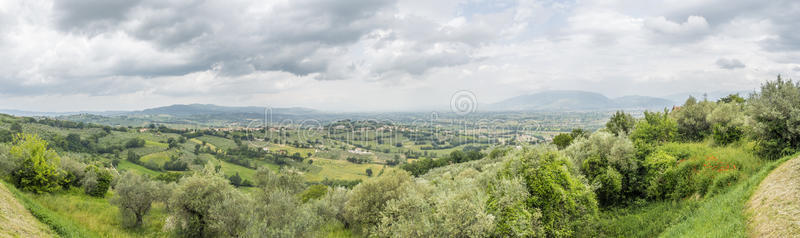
489,90,675,111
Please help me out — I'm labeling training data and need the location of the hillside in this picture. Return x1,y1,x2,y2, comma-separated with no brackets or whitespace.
0,182,54,237
489,90,675,111
748,156,800,237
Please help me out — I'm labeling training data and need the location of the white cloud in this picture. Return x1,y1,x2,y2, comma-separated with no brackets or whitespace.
0,0,798,112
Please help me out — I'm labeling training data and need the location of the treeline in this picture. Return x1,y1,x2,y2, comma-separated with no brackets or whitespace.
400,146,485,176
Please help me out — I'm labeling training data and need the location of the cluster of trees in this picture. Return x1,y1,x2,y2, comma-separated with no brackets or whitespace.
1,133,113,197
400,148,485,176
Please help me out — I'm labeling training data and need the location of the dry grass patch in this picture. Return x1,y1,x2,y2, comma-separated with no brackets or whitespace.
747,156,800,238
0,183,54,238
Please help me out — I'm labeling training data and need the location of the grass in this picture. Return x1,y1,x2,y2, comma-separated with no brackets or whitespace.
2,181,97,238
117,160,163,177
140,151,173,167
212,158,257,182
657,153,796,238
0,182,54,237
747,155,800,237
591,200,700,237
302,157,393,182
594,144,795,238
31,187,169,238
197,135,237,150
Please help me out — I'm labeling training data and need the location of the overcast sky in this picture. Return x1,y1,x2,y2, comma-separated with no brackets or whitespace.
1,0,799,112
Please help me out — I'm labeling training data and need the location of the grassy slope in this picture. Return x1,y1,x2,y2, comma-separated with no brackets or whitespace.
0,182,54,237
31,188,169,238
746,155,800,237
117,160,163,177
658,153,797,238
595,143,792,238
2,181,97,238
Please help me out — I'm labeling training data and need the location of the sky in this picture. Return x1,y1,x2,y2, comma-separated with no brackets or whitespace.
1,0,799,112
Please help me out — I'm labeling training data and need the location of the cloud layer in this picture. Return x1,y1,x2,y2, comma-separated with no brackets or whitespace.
1,0,799,111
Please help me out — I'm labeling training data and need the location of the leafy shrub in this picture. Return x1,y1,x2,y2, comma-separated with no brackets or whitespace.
631,110,677,158
708,102,746,145
81,166,113,197
488,146,598,237
606,110,636,136
673,97,715,141
168,168,251,237
566,131,640,206
643,143,761,200
345,170,414,235
10,133,63,194
124,138,146,148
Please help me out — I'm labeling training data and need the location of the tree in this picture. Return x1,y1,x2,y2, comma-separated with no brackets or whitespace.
127,151,141,163
630,110,677,158
125,138,146,148
229,172,243,187
748,75,800,159
82,166,113,197
10,122,22,133
488,147,597,237
708,103,746,145
366,168,373,177
552,133,573,150
345,170,414,234
10,134,63,194
606,111,635,136
168,168,251,237
673,96,714,141
566,131,639,206
167,138,179,149
111,172,159,228
718,93,745,104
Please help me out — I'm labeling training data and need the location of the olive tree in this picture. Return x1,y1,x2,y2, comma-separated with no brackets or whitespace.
345,170,414,235
168,168,251,237
748,75,800,159
566,131,639,206
111,172,159,228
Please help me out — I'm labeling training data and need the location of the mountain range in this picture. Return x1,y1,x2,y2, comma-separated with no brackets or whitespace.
488,90,677,111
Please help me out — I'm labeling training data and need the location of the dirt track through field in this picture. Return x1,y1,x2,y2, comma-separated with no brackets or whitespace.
748,156,800,238
0,183,54,238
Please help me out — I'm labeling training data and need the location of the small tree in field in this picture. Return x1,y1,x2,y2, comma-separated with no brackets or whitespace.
112,172,159,228
10,133,63,194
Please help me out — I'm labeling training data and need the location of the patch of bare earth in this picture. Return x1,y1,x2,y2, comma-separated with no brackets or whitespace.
748,157,800,238
0,183,54,238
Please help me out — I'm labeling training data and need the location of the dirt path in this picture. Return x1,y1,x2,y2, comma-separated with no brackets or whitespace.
748,157,800,238
0,183,54,238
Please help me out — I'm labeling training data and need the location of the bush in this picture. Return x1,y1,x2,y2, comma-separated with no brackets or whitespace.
606,111,636,136
631,110,677,158
345,170,414,235
566,131,640,206
488,146,598,237
10,133,63,194
673,97,715,141
708,103,746,145
124,138,146,148
643,143,762,200
111,172,159,228
748,75,800,159
82,166,113,197
168,168,251,237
